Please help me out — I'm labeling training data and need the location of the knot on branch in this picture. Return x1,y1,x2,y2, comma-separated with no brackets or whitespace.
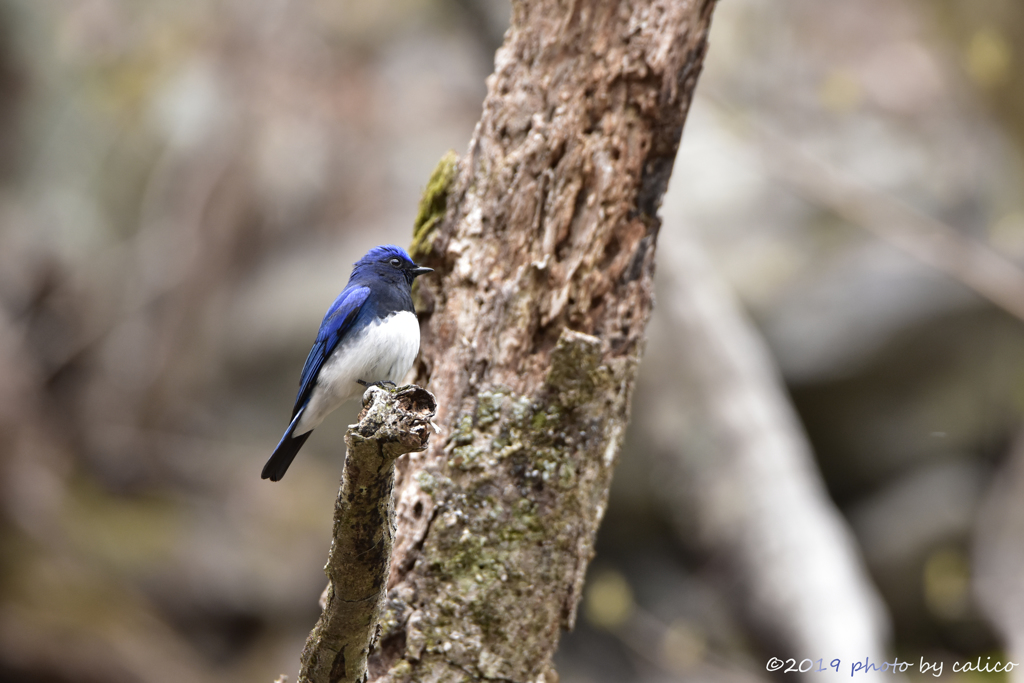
353,385,437,462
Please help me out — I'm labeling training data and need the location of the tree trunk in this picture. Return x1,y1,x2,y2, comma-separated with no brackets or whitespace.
370,1,716,680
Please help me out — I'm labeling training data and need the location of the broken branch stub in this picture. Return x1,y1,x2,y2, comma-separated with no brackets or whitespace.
298,385,437,683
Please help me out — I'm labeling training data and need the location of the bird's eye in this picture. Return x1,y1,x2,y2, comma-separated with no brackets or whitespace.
389,258,402,267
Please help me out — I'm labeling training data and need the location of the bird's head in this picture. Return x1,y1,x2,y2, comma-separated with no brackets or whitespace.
352,245,433,288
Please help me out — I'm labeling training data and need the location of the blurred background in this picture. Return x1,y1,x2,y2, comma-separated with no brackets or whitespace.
0,0,1022,681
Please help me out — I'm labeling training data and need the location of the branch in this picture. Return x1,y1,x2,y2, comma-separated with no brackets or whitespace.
729,100,1024,323
648,234,890,662
975,430,1024,673
297,385,437,683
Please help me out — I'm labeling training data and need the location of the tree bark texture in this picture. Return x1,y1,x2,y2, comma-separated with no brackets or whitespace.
298,386,437,683
371,1,716,681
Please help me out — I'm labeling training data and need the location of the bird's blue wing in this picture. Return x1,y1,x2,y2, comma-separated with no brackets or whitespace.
292,285,371,416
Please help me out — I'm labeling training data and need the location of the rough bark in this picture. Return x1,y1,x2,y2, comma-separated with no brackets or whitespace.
298,386,437,683
369,1,716,681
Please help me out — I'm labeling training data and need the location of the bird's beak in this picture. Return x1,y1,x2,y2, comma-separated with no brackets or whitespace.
410,266,433,278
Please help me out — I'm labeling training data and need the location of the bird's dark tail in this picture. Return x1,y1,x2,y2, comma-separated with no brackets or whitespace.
262,407,312,481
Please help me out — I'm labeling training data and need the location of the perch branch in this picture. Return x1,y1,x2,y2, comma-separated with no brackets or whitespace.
297,386,437,683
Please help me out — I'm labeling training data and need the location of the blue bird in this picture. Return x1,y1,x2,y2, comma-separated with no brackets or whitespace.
261,245,432,481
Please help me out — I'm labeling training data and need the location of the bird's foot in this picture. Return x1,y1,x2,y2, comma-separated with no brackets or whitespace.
357,379,398,389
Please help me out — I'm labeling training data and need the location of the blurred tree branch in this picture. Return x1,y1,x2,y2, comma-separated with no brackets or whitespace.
297,386,436,683
738,105,1024,322
975,430,1024,679
365,1,716,680
645,234,890,667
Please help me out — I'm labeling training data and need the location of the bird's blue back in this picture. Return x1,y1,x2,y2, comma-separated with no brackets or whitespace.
263,244,427,482
291,246,418,416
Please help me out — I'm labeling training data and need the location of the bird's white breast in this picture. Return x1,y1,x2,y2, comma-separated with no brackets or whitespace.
295,310,420,434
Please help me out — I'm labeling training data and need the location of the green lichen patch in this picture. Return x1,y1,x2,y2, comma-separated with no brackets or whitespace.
387,342,634,680
414,470,438,495
449,444,485,469
378,595,410,641
545,328,608,408
411,150,459,261
474,388,507,428
529,404,563,433
447,412,475,448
